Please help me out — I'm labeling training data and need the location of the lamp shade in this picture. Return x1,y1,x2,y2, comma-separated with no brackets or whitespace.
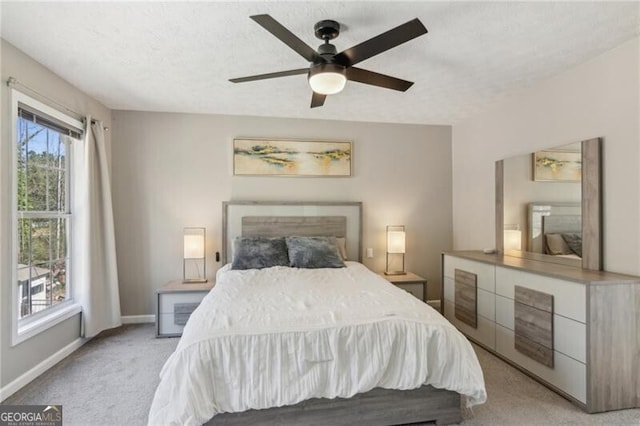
184,233,205,259
385,225,406,275
308,63,347,95
387,230,406,254
183,227,207,283
504,229,522,252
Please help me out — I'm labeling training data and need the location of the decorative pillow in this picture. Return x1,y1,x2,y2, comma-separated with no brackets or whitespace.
335,237,348,260
545,233,572,255
231,237,289,270
285,236,346,269
561,233,582,257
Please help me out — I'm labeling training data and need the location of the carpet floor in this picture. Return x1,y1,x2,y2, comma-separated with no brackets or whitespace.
3,324,639,425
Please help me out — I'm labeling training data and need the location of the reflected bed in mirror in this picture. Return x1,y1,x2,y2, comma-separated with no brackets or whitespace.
496,138,602,270
514,202,582,267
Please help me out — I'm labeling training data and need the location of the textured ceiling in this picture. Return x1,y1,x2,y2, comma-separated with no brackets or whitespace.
1,2,638,125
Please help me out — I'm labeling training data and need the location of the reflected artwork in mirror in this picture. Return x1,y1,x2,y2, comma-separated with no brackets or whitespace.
496,138,602,270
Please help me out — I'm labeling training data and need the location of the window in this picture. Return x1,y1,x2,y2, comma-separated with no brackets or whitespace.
12,90,83,344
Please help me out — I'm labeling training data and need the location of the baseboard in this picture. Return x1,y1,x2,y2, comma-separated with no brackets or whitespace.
427,299,441,311
0,337,87,402
121,314,155,324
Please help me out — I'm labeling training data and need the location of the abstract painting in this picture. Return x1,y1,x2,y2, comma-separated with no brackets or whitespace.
233,139,352,177
533,149,581,182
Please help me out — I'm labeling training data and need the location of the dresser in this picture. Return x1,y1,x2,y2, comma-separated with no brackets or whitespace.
442,251,640,413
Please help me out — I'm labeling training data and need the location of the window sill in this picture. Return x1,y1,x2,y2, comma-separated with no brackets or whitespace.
12,302,82,347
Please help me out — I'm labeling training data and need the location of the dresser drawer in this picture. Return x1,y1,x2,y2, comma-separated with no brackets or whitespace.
158,290,209,314
495,267,586,323
444,276,495,321
444,299,495,350
495,294,586,363
157,313,191,336
496,324,586,403
444,256,495,292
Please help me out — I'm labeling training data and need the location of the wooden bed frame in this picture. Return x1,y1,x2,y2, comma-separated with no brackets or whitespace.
208,385,461,425
209,201,463,425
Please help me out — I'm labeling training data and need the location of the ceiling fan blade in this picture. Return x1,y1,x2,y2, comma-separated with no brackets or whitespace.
346,67,414,91
251,14,324,63
310,92,326,108
229,68,309,83
334,18,427,67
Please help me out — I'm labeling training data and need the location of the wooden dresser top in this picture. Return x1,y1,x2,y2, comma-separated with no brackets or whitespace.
443,250,639,285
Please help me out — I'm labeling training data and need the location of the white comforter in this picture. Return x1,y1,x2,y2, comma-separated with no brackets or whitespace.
148,262,486,425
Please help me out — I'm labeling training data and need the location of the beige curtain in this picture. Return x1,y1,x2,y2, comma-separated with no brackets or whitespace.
73,117,121,338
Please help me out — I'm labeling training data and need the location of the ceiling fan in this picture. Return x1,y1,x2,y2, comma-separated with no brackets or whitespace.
229,15,428,108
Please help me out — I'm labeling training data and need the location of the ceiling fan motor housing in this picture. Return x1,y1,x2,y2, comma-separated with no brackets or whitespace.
317,43,338,57
314,19,340,41
309,63,346,77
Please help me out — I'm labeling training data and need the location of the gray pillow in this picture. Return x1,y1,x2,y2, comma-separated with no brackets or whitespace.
561,233,582,257
285,236,346,269
231,237,289,270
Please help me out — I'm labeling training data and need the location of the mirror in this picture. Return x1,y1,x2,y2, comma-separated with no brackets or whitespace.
496,138,602,270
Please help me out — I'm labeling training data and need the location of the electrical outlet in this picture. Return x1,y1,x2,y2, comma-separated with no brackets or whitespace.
366,248,374,258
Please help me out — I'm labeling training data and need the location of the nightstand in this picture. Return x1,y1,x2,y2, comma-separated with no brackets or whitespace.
156,279,214,338
379,272,427,302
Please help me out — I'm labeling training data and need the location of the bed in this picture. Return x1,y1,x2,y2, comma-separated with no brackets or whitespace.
541,215,582,258
148,201,486,425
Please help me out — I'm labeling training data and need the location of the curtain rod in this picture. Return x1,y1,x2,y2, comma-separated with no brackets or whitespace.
6,76,109,131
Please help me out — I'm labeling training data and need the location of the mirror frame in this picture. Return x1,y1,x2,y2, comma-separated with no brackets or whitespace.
496,137,602,271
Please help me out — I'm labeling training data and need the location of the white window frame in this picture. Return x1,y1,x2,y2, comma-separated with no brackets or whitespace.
10,90,83,346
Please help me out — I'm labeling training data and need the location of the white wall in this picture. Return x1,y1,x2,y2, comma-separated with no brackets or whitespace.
111,111,452,315
452,37,640,275
0,40,112,386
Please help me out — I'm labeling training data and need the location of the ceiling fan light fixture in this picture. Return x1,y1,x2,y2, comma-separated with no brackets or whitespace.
308,63,346,95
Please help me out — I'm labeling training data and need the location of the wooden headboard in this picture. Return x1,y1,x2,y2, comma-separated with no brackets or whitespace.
242,216,347,238
222,201,362,264
542,215,581,235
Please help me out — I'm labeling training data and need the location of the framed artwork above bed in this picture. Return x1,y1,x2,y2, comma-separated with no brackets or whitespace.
233,138,352,177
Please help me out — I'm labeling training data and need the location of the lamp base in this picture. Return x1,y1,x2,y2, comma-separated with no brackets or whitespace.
384,271,407,276
182,278,208,284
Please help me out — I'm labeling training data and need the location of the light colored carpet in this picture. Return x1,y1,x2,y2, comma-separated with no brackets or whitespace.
3,324,178,426
3,324,639,425
466,344,640,425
